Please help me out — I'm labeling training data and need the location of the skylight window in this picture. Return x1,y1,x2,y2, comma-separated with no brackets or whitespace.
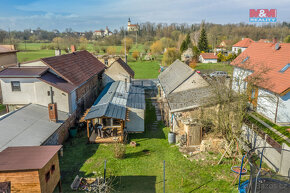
242,56,249,63
279,63,290,73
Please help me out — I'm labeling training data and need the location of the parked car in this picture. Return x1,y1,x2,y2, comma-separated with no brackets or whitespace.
209,71,228,78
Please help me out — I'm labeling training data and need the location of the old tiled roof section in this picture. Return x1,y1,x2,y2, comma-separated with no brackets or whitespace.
0,67,48,77
200,53,218,59
158,59,194,95
38,71,76,93
231,42,290,95
233,38,254,48
41,50,106,86
116,58,135,77
0,45,17,54
0,146,62,171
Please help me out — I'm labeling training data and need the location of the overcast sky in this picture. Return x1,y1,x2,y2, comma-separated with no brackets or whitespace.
0,0,289,31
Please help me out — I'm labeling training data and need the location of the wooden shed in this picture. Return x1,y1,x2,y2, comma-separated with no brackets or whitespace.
0,146,62,193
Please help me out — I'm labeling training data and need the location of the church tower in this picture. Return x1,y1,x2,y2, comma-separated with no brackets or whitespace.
128,18,131,26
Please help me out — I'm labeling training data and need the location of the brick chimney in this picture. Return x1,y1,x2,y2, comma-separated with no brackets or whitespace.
48,103,58,122
48,86,58,122
71,45,76,52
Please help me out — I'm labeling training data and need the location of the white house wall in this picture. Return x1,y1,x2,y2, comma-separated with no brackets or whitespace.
1,78,70,113
277,92,290,124
256,89,277,122
103,63,131,86
232,47,247,54
20,60,47,67
232,67,252,93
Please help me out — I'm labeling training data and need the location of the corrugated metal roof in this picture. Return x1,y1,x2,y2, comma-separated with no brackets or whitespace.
85,81,145,120
0,145,62,171
0,104,68,152
158,59,194,95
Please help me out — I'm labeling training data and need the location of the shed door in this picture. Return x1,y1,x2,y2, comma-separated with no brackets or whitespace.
187,126,202,146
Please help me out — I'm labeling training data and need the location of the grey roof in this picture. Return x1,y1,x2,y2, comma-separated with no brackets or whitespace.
85,81,145,120
167,86,213,112
158,59,194,95
0,104,68,152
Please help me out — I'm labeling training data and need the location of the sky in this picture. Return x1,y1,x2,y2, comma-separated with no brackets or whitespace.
0,0,289,31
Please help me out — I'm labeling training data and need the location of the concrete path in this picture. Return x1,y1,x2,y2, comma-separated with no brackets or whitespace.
249,113,290,143
151,99,162,131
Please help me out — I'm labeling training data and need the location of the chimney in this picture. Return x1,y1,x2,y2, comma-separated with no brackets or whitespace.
71,45,76,52
48,103,58,122
55,49,61,56
48,87,58,122
273,38,278,44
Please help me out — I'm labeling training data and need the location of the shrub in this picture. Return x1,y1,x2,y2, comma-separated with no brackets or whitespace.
132,50,140,60
114,142,126,159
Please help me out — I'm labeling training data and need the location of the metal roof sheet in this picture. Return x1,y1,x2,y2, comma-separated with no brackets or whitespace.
85,81,145,120
0,104,68,152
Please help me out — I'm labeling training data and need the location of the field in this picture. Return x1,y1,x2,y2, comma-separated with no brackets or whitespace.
57,100,240,193
195,63,233,75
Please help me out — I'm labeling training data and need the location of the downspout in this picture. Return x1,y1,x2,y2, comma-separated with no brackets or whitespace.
274,95,279,123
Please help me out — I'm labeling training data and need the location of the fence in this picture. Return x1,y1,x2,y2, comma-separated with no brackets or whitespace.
241,123,290,177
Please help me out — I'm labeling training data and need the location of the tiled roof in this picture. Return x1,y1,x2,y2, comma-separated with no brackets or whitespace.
0,146,62,171
231,42,290,95
38,72,76,93
233,38,254,48
115,58,135,77
158,59,194,95
200,53,218,59
0,67,48,78
41,50,106,87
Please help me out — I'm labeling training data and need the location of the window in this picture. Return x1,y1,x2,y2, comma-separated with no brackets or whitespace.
50,165,55,174
279,63,290,73
242,56,249,63
243,82,247,90
251,89,255,99
104,59,108,65
45,171,50,182
11,81,21,92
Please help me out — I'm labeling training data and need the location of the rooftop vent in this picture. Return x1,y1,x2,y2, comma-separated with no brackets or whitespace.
275,43,280,50
279,63,290,73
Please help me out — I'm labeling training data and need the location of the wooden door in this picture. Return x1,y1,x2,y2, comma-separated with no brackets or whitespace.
187,126,202,146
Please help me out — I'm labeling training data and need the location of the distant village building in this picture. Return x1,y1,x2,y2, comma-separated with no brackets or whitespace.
95,54,125,67
232,38,254,54
215,40,233,52
0,146,62,193
127,18,138,32
93,26,113,37
158,60,214,146
199,53,218,63
181,48,193,63
231,42,290,125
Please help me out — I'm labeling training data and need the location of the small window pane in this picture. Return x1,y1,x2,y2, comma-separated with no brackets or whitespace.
11,81,21,92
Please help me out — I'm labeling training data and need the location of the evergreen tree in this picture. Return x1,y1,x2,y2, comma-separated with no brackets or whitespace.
198,25,209,52
180,33,191,53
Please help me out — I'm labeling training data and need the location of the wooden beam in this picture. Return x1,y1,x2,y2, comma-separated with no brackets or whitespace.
86,120,90,140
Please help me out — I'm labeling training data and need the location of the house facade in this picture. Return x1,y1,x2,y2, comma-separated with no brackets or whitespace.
232,38,253,54
127,18,138,32
93,27,113,37
199,53,218,63
231,42,290,125
103,58,135,86
0,45,18,69
158,60,213,146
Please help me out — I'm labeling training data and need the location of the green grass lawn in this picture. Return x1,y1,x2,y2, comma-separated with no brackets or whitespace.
58,100,239,193
195,63,233,75
128,60,160,79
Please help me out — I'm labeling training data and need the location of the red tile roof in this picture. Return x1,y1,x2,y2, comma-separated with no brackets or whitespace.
200,53,218,59
115,58,135,77
233,38,254,48
231,42,290,95
41,50,106,87
0,67,48,77
0,146,62,171
38,72,76,93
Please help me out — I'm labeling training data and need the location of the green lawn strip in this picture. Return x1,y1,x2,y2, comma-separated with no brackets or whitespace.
195,63,233,75
128,60,160,79
58,100,237,193
246,115,290,146
252,112,290,139
0,104,5,111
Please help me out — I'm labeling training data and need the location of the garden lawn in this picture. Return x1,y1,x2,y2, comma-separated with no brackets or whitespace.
58,101,238,193
128,60,160,79
195,63,233,75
